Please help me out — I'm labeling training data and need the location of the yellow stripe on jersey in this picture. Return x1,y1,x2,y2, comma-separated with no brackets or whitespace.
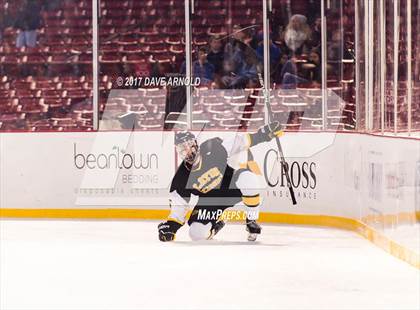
247,161,262,175
246,133,252,148
239,161,262,176
242,194,260,207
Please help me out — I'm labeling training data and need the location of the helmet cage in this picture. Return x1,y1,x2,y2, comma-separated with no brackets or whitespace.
176,139,199,165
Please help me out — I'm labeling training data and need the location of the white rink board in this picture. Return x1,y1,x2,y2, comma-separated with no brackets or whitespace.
0,132,419,222
0,131,175,209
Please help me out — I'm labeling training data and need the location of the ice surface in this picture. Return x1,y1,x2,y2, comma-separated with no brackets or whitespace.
1,220,419,310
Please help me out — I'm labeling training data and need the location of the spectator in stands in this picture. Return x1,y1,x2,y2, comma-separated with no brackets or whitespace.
224,24,247,66
181,47,215,86
14,0,42,48
328,29,343,61
207,36,224,75
256,33,281,68
311,17,322,48
284,14,312,55
219,57,256,89
273,25,288,51
272,53,290,85
232,27,260,76
232,24,247,42
279,48,321,89
243,36,259,68
192,47,215,85
242,27,259,50
304,49,322,85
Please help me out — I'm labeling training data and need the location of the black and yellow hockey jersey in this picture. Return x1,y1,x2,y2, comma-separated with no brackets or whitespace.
170,137,242,202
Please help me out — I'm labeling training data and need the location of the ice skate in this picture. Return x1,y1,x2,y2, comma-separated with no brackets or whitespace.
208,220,225,240
246,219,261,241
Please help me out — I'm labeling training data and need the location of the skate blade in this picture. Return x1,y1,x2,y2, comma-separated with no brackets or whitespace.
247,233,258,242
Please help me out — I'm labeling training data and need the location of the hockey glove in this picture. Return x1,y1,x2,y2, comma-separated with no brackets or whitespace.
158,220,183,242
249,121,283,147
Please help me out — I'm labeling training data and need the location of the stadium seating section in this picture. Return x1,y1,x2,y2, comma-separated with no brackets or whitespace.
0,0,418,132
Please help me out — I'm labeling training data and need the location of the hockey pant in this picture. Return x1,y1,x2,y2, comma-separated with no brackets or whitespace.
187,168,262,241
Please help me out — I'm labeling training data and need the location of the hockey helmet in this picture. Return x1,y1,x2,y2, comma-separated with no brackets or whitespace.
175,131,199,165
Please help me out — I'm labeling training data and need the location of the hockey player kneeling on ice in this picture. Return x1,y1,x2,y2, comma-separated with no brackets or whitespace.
158,122,284,242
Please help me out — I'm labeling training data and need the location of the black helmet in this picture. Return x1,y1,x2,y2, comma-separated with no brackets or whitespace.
175,131,196,146
175,131,199,165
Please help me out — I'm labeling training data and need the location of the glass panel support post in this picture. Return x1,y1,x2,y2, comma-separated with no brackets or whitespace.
185,0,193,130
92,0,99,130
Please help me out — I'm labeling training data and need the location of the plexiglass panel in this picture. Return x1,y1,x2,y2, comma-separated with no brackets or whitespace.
384,0,396,132
190,0,264,131
0,0,416,135
325,0,356,131
397,0,409,132
98,0,185,131
269,0,323,131
412,0,420,132
0,0,93,131
371,0,382,132
355,0,366,130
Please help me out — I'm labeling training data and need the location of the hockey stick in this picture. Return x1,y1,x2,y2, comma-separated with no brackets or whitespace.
205,22,297,205
258,73,297,205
